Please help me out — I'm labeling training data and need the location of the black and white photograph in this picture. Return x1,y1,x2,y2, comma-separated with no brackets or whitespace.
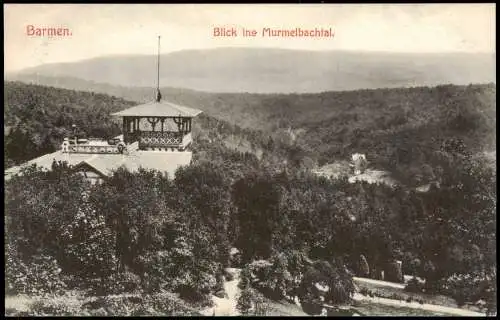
4,3,496,316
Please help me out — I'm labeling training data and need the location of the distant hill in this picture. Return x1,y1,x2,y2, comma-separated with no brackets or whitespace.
6,48,495,93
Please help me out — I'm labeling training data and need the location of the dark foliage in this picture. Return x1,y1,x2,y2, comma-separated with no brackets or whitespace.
4,82,135,166
4,82,496,314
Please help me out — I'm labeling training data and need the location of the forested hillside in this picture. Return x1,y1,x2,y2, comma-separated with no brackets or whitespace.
4,82,133,166
5,137,497,315
3,82,299,170
5,81,496,188
4,81,497,316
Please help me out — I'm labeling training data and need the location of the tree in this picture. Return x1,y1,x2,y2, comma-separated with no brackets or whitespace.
357,255,370,277
298,260,355,315
232,173,282,262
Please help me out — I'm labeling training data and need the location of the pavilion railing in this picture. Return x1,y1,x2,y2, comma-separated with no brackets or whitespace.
139,131,188,149
63,144,121,154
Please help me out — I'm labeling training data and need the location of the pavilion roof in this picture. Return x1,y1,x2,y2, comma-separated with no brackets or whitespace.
111,100,203,118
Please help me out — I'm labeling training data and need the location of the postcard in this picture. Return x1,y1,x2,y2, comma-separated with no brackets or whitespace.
4,3,496,317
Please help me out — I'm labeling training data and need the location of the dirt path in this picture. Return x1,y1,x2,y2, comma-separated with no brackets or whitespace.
353,277,406,289
266,300,309,316
5,295,35,312
353,293,486,316
200,268,241,316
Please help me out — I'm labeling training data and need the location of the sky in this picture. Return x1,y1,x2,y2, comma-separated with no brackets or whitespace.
4,3,496,73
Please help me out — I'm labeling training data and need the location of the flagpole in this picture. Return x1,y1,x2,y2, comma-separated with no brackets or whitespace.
156,36,162,102
157,35,160,90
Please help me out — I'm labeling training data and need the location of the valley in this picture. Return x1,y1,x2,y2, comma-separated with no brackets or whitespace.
4,80,496,317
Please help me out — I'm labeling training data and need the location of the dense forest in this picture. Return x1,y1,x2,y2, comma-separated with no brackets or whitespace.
5,80,496,187
4,82,303,171
4,82,497,315
4,83,133,166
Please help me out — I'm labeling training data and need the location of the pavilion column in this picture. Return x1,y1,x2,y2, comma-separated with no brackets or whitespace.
160,118,165,132
173,116,182,133
122,117,127,144
135,118,141,143
132,117,138,141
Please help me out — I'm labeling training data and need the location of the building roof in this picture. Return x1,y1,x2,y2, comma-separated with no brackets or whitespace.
111,100,203,118
5,148,192,181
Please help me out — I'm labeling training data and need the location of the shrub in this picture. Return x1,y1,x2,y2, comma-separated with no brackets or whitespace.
253,293,270,316
298,260,355,315
241,251,308,301
87,271,141,296
177,285,213,307
83,296,133,316
405,277,424,293
237,288,254,315
238,267,252,290
5,246,66,296
147,292,202,316
409,258,422,277
229,248,243,268
259,253,293,300
486,300,497,317
80,292,202,316
359,287,369,296
135,250,175,293
28,298,82,316
214,271,225,294
357,254,370,277
248,260,273,284
175,270,216,308
224,269,235,282
59,206,118,282
443,273,487,307
237,287,269,316
387,293,406,301
384,260,404,283
130,305,160,317
299,282,323,316
174,266,217,307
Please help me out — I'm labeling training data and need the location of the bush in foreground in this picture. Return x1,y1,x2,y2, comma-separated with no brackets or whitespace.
298,260,355,315
237,287,269,316
15,292,204,316
405,277,424,294
5,245,66,296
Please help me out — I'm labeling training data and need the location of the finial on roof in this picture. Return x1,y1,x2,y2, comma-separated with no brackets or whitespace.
155,35,161,103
